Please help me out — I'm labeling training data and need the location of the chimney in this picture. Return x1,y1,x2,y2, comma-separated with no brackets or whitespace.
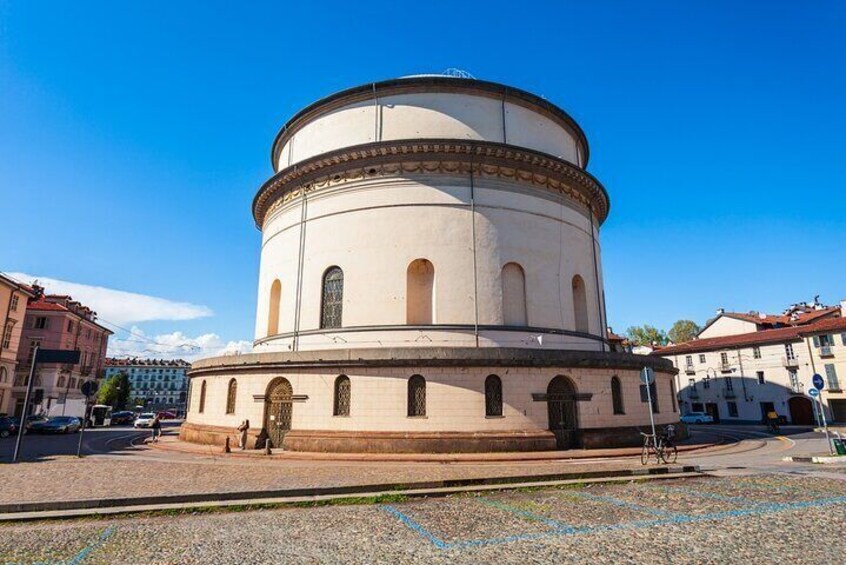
716,308,725,316
841,299,846,316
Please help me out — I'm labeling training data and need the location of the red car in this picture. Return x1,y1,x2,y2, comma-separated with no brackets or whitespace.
156,411,177,419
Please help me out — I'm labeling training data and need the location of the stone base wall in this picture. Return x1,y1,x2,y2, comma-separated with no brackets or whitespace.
281,429,557,453
179,422,264,450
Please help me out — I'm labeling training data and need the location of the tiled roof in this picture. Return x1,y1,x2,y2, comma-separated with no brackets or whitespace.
658,315,845,356
26,300,70,312
722,307,839,327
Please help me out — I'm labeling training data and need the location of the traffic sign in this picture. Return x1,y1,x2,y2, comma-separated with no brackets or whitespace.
640,367,655,385
808,388,820,397
80,380,98,398
812,374,825,391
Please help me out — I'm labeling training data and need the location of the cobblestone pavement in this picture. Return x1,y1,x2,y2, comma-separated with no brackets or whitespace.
1,473,844,564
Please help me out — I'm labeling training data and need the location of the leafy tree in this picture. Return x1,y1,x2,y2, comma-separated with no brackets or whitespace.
668,319,701,344
626,325,668,346
96,373,131,409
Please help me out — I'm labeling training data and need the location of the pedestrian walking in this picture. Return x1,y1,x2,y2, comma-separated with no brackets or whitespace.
237,419,250,450
151,415,162,443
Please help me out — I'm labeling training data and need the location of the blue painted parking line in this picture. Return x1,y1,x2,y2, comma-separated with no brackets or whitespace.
4,526,116,565
381,505,447,549
565,491,682,518
384,494,846,551
477,498,574,531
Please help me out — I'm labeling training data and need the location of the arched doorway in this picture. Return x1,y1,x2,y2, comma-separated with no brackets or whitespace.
788,396,814,425
264,377,293,448
547,375,579,449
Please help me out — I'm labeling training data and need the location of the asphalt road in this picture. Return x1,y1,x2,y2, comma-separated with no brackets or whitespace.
0,422,179,463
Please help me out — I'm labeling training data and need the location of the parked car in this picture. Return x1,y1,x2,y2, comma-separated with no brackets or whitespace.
0,417,18,438
680,412,714,424
110,411,136,425
134,413,157,428
156,411,177,420
9,415,48,432
29,416,82,434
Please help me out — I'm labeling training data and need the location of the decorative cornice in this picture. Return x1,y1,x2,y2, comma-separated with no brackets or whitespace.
253,139,610,228
270,76,591,169
188,347,677,377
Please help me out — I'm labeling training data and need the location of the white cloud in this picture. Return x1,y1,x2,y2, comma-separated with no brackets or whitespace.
8,273,213,326
108,326,253,362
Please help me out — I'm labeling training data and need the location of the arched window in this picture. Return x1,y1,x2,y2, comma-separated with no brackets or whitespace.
501,263,527,326
572,275,589,333
199,380,207,413
406,259,435,324
57,376,65,389
333,375,351,416
485,375,503,417
407,375,426,417
226,379,237,414
611,376,624,415
267,279,281,336
0,366,6,383
320,267,344,329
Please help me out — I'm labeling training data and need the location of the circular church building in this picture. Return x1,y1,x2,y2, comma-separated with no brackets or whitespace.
181,75,679,453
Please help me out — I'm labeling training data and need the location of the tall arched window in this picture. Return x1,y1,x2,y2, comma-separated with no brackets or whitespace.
407,259,435,324
267,279,281,336
408,375,426,417
501,262,527,326
572,275,589,333
333,375,351,416
320,267,344,329
226,379,237,414
0,366,6,383
199,380,207,413
485,375,503,417
611,376,624,415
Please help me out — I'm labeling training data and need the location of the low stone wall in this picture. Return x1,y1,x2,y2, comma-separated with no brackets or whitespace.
281,429,558,454
179,422,264,450
580,423,689,449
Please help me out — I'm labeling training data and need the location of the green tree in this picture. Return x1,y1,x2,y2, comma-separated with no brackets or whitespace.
626,325,668,346
96,373,131,409
668,319,701,344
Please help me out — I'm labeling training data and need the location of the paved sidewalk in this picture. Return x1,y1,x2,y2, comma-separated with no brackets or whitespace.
0,447,691,508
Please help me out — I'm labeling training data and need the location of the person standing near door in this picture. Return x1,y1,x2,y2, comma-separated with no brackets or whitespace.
237,419,250,450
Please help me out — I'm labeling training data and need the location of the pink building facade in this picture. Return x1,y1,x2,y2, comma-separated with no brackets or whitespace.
12,286,112,417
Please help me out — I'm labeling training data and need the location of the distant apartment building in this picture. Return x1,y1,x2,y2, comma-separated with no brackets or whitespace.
104,358,190,411
0,274,35,415
13,286,113,417
658,300,846,425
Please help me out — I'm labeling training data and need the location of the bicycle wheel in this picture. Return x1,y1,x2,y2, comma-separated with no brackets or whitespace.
661,444,678,464
641,442,649,465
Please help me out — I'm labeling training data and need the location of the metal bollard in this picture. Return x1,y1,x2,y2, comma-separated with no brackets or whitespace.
224,436,231,453
264,438,272,455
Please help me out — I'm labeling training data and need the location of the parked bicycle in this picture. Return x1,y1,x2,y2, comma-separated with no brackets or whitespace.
640,425,678,465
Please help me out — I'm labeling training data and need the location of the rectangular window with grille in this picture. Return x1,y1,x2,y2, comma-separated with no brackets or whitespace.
757,371,765,384
727,401,738,418
825,364,840,391
752,346,761,359
699,354,706,364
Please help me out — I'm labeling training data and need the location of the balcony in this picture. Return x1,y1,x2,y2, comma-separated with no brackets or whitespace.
684,365,696,375
820,345,834,358
719,362,733,373
723,388,736,399
688,389,700,399
80,365,93,376
782,356,799,368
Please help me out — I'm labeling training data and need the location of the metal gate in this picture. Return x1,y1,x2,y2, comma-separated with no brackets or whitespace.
547,375,578,449
264,378,293,448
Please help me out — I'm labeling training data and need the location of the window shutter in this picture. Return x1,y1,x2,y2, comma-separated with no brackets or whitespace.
812,336,820,348
841,333,846,346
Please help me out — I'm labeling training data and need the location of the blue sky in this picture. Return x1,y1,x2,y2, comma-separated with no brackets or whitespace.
1,1,844,356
